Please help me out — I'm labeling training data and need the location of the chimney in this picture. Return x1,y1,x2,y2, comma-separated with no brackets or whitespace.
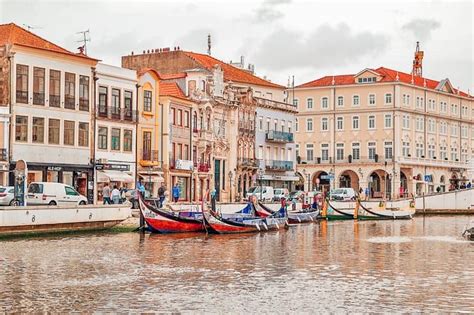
240,56,244,66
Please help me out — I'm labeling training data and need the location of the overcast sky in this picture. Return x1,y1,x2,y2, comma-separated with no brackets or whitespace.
1,0,473,91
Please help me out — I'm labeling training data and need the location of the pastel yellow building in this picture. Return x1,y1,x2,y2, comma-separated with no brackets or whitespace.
293,67,474,198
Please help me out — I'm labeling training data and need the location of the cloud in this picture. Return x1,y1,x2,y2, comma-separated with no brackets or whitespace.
253,0,292,23
250,23,389,71
402,18,441,41
174,28,214,53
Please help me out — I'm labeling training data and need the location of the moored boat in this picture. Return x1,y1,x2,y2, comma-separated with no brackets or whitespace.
357,199,415,220
462,220,474,241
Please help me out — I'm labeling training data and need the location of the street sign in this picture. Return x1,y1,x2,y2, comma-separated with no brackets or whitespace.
321,175,334,180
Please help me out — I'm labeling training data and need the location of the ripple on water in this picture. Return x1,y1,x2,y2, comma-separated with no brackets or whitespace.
366,236,412,243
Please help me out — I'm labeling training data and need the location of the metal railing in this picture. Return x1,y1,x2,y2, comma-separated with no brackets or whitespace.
265,160,294,171
65,96,75,109
196,163,211,172
0,149,7,161
98,106,138,122
79,99,89,111
16,91,28,103
33,92,45,105
254,97,298,113
266,130,294,143
49,95,60,107
240,158,259,168
142,150,159,162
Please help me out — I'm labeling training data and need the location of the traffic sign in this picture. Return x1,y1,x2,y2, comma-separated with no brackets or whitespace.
321,175,334,180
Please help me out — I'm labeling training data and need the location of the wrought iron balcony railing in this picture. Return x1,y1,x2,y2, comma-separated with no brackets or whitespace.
265,130,294,143
265,160,294,171
98,106,138,122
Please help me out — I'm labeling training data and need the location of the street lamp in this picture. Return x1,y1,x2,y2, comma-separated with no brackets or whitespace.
228,170,234,203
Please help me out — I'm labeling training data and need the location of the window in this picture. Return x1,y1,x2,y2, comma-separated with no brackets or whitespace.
440,145,447,160
416,143,424,158
295,118,298,132
293,99,299,107
15,116,28,142
337,96,344,107
124,91,133,120
64,73,75,109
385,93,392,104
352,95,360,106
142,131,152,160
384,141,393,159
274,119,278,131
307,98,313,109
321,143,329,161
33,67,45,105
402,115,410,129
306,118,313,132
440,101,447,113
416,96,422,108
321,117,328,131
428,143,436,159
259,116,263,131
451,146,458,161
461,125,468,138
416,117,424,131
368,115,375,129
171,108,176,125
321,97,328,109
16,64,28,103
403,94,411,106
402,141,410,157
98,127,108,149
111,88,120,118
48,119,60,145
177,109,183,126
428,119,436,133
79,76,89,111
336,143,344,161
78,122,89,147
295,144,299,159
352,143,360,160
124,129,132,151
65,186,79,196
451,124,458,136
368,142,376,160
144,90,152,112
384,114,392,128
184,111,190,128
281,120,285,132
288,121,292,133
49,70,60,107
98,86,108,116
336,117,344,130
64,120,75,146
32,117,44,143
306,144,314,161
352,116,359,130
440,122,447,135
368,94,376,105
266,118,270,131
111,128,121,151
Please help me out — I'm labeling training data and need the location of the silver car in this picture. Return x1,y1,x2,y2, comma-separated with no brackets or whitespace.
0,186,15,206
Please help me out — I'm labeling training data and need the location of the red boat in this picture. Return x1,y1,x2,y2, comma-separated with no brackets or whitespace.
138,195,205,233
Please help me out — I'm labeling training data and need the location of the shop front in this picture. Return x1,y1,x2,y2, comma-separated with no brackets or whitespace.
138,166,164,198
9,162,94,204
96,163,135,202
259,173,299,191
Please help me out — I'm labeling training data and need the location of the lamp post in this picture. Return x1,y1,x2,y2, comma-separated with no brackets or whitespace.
228,170,234,203
302,169,307,191
258,169,264,201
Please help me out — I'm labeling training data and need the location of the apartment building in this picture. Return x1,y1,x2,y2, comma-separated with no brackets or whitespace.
294,67,474,198
0,23,98,202
94,63,137,202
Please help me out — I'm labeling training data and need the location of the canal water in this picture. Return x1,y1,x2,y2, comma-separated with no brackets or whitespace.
1,216,473,313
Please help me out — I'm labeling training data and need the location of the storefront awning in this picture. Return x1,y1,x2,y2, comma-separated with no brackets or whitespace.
97,170,134,183
259,175,300,181
139,174,164,183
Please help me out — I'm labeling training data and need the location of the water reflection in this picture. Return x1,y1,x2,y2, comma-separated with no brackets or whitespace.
1,216,473,313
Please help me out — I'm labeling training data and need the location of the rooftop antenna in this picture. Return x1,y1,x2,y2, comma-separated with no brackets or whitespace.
207,34,211,55
412,41,424,77
22,24,42,32
76,29,91,55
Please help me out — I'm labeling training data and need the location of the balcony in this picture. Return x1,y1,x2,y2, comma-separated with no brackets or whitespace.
196,162,211,172
33,92,45,105
0,149,7,162
254,97,298,113
238,126,256,137
49,95,60,107
266,130,294,143
170,159,194,171
140,150,160,167
65,96,75,109
239,158,259,168
79,98,89,111
265,160,294,171
398,156,468,168
300,155,391,165
16,91,28,104
97,106,138,123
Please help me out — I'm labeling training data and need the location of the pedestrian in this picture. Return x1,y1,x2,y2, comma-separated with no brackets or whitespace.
111,185,121,204
436,186,441,193
172,183,181,203
399,185,404,199
158,183,166,208
370,187,374,198
137,179,146,197
467,182,472,189
364,187,369,201
102,183,111,205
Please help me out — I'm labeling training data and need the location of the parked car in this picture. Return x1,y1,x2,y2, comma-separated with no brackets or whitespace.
0,186,15,206
27,182,87,206
246,186,274,202
330,188,356,201
288,190,304,201
273,188,289,201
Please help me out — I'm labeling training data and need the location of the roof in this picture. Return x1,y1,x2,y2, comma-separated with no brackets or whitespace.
297,66,471,97
0,23,98,61
160,72,187,80
184,51,284,89
159,82,187,100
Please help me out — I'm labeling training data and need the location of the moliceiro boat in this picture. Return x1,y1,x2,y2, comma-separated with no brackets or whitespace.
0,204,132,236
257,201,320,224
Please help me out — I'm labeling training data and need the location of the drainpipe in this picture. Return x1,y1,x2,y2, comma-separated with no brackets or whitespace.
135,83,140,188
392,84,396,199
92,67,98,204
7,51,13,185
424,87,427,194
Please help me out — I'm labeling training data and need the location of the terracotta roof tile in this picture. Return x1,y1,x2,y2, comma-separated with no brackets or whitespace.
184,51,284,89
0,23,98,61
160,72,187,80
159,82,187,100
297,66,471,97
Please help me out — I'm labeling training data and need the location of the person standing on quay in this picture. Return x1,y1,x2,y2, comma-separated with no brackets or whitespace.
111,185,121,204
102,183,111,205
172,183,180,203
158,183,166,207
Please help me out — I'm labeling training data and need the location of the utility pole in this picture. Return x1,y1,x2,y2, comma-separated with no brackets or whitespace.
76,29,91,55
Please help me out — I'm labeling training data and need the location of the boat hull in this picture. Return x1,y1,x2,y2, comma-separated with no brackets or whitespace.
288,210,320,224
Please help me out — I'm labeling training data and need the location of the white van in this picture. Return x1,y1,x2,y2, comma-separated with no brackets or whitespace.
330,188,356,201
27,182,88,206
273,188,289,201
246,186,274,202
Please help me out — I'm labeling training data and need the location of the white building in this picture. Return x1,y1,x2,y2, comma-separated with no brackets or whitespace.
94,63,137,202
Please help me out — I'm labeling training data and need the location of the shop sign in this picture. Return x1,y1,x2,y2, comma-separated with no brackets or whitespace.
47,166,62,171
96,164,130,171
424,175,433,182
175,160,193,171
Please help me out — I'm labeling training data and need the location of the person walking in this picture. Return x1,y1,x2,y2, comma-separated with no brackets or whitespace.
102,183,111,205
111,185,121,204
172,183,181,203
158,183,166,207
364,187,370,201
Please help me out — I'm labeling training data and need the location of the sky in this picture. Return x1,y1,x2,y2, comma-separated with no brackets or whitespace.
1,0,473,91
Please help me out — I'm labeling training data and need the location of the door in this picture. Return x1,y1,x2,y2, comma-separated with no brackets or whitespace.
64,186,80,204
27,183,43,205
214,159,220,201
